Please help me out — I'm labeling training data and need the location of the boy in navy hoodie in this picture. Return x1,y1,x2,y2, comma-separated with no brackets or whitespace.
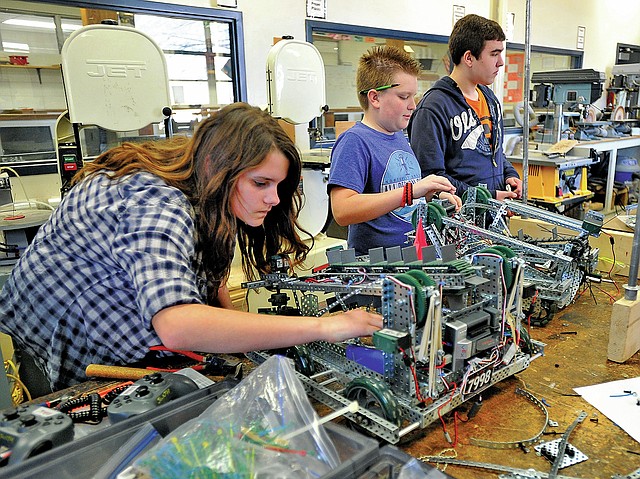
409,14,522,201
328,46,461,256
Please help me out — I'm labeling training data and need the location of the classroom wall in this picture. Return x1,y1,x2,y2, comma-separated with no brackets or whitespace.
8,0,638,113
505,0,640,78
8,0,640,200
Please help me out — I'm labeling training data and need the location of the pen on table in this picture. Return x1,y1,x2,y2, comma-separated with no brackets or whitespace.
609,390,636,397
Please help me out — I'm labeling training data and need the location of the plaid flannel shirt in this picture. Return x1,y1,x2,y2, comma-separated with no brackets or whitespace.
0,171,205,389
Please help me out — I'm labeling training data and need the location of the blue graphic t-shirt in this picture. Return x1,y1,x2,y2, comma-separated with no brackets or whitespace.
328,122,422,256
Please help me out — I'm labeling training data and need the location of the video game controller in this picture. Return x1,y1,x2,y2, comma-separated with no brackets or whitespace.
106,371,199,423
0,404,74,466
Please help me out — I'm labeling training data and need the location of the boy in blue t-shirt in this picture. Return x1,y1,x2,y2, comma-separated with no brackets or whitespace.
328,46,461,256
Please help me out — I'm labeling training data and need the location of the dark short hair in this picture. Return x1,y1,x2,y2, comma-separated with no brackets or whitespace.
449,14,505,65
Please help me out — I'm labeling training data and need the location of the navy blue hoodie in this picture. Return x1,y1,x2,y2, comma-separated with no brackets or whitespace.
408,76,519,198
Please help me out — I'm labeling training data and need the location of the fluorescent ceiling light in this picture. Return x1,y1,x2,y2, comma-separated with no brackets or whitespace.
3,18,81,31
3,19,55,29
2,41,29,53
404,45,414,53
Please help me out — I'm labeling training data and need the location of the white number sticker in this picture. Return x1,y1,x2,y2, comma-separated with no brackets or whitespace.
463,367,493,395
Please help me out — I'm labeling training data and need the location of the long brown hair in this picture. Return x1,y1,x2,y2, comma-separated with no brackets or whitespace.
75,103,311,302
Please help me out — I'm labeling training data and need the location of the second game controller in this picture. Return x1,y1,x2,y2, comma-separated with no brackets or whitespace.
106,371,199,423
0,404,74,466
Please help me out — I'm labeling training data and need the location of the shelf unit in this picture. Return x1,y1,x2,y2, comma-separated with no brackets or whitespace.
0,64,61,83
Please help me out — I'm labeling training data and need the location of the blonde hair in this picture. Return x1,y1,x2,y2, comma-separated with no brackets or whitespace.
356,45,421,110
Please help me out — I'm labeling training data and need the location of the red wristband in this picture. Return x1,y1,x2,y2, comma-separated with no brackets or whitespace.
402,182,413,207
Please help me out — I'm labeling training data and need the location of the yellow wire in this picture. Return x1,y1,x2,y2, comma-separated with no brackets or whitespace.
6,373,31,403
598,256,626,268
4,359,33,404
5,359,18,376
419,447,457,473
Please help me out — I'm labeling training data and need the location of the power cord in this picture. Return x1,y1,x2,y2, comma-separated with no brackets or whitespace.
0,166,55,214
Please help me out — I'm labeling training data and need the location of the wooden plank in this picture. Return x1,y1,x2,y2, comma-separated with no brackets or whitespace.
608,297,640,362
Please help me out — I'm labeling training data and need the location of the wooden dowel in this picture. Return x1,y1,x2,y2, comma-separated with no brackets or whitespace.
85,364,150,381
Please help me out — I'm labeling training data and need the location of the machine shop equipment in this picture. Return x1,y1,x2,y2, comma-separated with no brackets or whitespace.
609,62,640,121
507,147,596,215
243,245,543,444
265,38,335,241
531,69,605,143
56,24,173,197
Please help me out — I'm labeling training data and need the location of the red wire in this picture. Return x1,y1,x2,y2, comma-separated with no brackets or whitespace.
593,284,617,304
400,347,426,403
526,290,538,334
453,411,459,447
437,382,458,446
400,346,459,446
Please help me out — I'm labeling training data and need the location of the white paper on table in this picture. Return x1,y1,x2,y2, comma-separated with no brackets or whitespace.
574,376,640,444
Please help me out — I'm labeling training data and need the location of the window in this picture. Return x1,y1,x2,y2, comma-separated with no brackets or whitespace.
502,44,581,127
306,20,582,138
134,15,236,115
0,0,246,174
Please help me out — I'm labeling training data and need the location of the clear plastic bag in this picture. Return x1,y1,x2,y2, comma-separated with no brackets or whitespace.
127,355,341,478
398,458,431,479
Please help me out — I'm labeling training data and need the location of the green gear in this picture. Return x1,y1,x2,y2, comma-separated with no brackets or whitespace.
345,376,401,427
490,244,517,259
425,202,447,231
447,258,476,278
394,272,428,327
479,247,514,288
405,268,436,287
462,186,492,205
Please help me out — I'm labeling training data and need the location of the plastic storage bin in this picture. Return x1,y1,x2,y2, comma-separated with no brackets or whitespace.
357,445,456,478
615,155,640,183
0,379,238,479
0,379,379,479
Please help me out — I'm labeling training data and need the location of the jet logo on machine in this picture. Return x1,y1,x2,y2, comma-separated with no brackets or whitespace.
286,69,317,84
85,60,147,78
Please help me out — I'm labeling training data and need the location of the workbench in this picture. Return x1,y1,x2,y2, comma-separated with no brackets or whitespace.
0,207,52,266
10,277,637,479
576,135,640,214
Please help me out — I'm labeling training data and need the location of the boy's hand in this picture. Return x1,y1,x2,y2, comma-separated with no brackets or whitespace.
505,177,523,198
496,190,518,201
438,192,462,211
414,174,456,199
